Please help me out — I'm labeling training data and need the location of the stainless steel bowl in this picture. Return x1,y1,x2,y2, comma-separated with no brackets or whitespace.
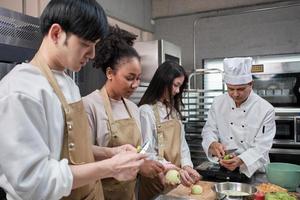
212,182,257,200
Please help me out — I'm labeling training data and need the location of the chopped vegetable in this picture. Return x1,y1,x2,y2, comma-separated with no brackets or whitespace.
265,192,296,200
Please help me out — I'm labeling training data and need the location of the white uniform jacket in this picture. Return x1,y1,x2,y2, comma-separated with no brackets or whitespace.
201,91,276,177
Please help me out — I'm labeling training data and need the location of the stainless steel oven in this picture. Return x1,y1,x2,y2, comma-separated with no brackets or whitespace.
273,111,300,144
252,61,300,164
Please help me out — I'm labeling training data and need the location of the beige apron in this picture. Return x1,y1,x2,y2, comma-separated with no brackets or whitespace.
99,87,141,200
139,103,181,200
34,58,103,200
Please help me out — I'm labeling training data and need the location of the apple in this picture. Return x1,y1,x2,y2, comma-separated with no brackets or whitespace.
223,154,232,160
165,169,181,184
136,145,142,153
191,184,203,195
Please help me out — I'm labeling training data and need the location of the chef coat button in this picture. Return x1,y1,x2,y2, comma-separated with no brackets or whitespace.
113,135,117,139
243,110,246,113
69,143,75,149
230,122,233,125
232,107,234,110
230,137,233,139
241,140,244,143
68,124,72,131
158,125,161,128
242,125,245,128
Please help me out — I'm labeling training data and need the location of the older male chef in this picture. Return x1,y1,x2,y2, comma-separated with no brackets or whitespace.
201,57,276,177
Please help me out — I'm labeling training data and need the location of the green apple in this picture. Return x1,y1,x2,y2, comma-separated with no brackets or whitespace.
191,184,203,195
165,169,181,184
136,145,142,153
223,154,231,160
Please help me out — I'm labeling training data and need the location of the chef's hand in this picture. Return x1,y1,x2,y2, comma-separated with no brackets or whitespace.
219,156,244,171
182,166,201,183
209,142,226,158
110,151,146,181
111,144,137,156
139,160,165,178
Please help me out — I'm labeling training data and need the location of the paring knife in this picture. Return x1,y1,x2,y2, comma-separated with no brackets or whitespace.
139,141,150,154
225,148,238,155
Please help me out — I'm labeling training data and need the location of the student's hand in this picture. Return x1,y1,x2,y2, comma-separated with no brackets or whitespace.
111,144,137,156
209,142,226,159
178,168,194,187
182,166,201,183
110,151,146,181
139,160,165,178
157,172,178,193
219,156,243,171
162,162,180,172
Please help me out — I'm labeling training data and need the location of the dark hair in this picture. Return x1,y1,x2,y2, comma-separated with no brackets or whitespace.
138,61,188,118
93,25,140,72
40,0,108,42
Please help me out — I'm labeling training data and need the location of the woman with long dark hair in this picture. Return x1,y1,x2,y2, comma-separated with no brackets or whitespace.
138,61,201,200
83,25,164,200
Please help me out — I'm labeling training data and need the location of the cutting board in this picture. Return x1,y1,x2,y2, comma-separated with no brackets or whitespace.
165,181,216,200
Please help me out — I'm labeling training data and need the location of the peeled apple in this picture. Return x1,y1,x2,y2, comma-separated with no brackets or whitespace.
136,145,142,153
165,169,181,184
223,154,231,160
191,185,203,195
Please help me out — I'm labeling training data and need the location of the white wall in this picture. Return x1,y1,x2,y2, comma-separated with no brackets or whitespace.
154,4,300,72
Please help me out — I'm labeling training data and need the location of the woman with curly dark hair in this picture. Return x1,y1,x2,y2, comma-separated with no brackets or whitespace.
83,25,164,200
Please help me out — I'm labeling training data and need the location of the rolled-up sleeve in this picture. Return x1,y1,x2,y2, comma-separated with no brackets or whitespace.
0,93,72,200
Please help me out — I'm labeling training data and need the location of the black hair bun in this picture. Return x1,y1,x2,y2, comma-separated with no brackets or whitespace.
94,25,139,72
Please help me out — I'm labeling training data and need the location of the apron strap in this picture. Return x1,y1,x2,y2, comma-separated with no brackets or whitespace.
153,103,164,160
100,87,115,125
100,87,134,124
33,55,70,113
122,98,133,119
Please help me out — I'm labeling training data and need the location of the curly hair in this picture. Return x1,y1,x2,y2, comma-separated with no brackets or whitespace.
93,25,140,72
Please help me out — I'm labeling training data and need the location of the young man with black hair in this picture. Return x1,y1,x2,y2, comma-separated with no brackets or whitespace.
0,0,145,199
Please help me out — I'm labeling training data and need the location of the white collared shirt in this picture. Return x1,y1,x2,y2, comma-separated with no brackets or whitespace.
139,102,193,167
202,91,276,177
0,63,78,200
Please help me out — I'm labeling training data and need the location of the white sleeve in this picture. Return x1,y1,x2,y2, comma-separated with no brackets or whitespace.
0,93,72,200
139,106,160,160
180,122,193,167
239,108,276,177
201,101,220,161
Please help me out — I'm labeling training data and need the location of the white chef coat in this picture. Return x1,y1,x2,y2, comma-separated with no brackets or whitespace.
83,90,141,147
139,102,193,167
0,63,78,200
202,91,276,177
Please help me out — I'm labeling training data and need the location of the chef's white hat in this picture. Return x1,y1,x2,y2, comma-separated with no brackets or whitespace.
223,57,253,85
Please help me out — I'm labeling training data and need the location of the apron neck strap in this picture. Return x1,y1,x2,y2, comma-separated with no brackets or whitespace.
33,54,70,113
153,103,161,125
100,87,133,124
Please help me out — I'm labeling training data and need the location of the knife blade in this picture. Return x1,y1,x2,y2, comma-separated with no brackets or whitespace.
225,148,238,155
139,141,150,154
